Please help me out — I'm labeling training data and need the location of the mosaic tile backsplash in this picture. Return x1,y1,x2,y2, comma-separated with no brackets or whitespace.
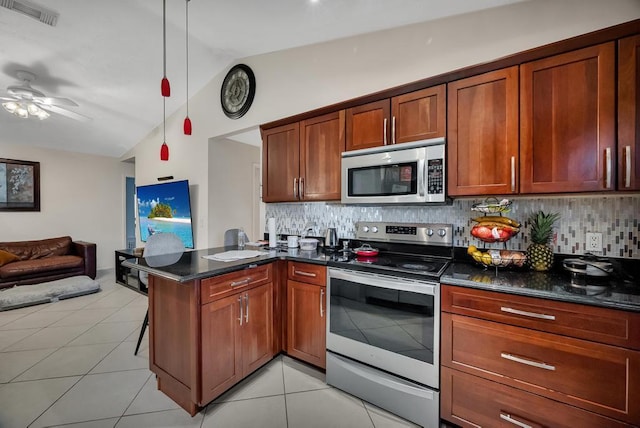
265,195,640,259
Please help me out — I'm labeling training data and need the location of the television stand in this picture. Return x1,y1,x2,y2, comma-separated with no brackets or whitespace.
115,249,146,294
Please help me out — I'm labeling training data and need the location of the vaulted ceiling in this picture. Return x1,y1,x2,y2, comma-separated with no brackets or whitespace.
0,0,524,157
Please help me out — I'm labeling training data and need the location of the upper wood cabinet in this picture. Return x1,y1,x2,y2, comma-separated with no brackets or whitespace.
520,42,616,193
618,34,640,191
262,122,300,202
300,111,345,201
262,110,345,202
447,67,519,196
345,85,445,151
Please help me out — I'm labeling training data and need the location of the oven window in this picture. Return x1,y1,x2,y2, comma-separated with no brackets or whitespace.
329,277,435,364
348,162,418,197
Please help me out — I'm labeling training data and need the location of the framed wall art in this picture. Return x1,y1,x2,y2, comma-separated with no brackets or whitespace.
0,158,40,212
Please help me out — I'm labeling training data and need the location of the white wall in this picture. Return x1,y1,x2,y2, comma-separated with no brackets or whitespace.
208,139,261,246
0,142,134,269
124,0,640,248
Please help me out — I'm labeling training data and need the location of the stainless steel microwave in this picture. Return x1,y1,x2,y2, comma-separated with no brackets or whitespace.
341,137,446,204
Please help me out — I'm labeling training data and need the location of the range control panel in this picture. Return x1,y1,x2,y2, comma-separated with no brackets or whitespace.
356,222,453,246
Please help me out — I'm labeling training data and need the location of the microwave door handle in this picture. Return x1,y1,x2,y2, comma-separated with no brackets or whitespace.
418,159,426,197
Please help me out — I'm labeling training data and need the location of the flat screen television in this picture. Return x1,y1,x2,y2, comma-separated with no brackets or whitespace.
136,179,194,249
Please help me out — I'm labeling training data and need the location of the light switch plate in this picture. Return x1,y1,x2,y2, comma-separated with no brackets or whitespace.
586,232,602,252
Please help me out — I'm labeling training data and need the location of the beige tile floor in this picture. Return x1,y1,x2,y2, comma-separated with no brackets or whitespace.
0,270,445,428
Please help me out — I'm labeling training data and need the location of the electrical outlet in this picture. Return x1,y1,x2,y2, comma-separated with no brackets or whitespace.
586,232,602,252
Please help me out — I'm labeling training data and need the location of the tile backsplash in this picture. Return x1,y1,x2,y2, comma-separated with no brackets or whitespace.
265,194,640,259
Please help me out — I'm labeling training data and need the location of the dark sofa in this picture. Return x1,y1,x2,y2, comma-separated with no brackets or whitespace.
0,236,96,289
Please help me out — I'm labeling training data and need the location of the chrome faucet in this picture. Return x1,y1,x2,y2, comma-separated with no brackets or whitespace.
300,221,317,238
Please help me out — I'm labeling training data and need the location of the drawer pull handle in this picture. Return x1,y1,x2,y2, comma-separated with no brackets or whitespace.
501,352,555,371
231,279,250,287
500,413,534,428
500,306,555,321
294,270,317,278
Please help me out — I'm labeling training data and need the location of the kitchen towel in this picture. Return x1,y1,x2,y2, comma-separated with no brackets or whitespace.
268,217,277,248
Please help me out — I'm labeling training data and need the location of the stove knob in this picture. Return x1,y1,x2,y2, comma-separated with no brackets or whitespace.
427,228,434,236
371,226,379,233
362,226,370,233
438,229,447,237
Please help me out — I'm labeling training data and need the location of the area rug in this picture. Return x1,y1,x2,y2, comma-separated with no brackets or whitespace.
0,275,101,311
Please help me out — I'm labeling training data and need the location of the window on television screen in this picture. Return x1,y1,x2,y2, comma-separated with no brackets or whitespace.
136,180,194,249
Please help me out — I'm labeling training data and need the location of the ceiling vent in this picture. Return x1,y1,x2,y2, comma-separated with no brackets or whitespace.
0,0,58,26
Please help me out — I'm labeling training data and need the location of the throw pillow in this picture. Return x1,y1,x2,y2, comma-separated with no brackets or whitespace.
0,249,19,267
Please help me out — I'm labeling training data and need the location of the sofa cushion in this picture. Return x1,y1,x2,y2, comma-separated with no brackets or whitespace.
0,255,84,279
0,236,72,261
0,250,19,267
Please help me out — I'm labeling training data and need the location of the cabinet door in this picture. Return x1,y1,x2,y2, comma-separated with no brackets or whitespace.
262,123,300,202
618,34,640,190
201,293,243,405
520,42,616,193
392,85,445,144
287,280,326,368
447,66,519,196
346,99,390,151
241,283,273,377
300,110,345,201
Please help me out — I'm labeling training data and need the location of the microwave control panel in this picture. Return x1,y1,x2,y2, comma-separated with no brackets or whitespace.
427,158,444,194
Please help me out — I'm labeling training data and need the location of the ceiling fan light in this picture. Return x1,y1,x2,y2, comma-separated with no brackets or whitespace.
36,109,50,120
3,101,18,113
27,102,41,115
16,106,29,118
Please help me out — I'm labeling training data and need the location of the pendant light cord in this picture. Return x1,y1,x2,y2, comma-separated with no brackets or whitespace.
185,0,189,115
163,0,167,78
163,97,166,142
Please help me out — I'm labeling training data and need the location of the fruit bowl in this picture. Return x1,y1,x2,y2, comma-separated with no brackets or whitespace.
471,198,512,214
468,247,527,268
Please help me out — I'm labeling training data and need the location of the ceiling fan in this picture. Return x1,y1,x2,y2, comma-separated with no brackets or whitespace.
0,70,90,122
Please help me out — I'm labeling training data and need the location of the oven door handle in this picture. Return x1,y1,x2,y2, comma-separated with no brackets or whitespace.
328,268,437,295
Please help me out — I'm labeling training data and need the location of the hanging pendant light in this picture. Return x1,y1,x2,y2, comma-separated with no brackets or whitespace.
161,0,171,97
183,0,192,135
160,98,169,161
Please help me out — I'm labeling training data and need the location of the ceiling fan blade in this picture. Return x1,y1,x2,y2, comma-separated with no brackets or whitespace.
39,104,91,122
33,96,79,107
0,95,20,101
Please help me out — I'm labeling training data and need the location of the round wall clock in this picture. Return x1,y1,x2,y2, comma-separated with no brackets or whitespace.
220,64,256,119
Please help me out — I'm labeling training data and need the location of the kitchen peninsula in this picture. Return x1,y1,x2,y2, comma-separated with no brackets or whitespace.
122,246,328,415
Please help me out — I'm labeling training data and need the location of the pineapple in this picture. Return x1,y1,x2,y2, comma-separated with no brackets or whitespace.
526,211,560,272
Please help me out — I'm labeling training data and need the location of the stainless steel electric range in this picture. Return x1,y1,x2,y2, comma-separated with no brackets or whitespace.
326,221,453,428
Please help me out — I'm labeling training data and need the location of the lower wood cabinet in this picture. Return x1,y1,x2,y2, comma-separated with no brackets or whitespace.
201,282,273,405
148,264,274,416
441,284,640,427
287,279,326,368
286,261,326,368
442,366,635,428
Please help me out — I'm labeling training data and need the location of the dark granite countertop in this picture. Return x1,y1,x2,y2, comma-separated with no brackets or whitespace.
122,244,640,313
121,245,330,283
442,261,640,313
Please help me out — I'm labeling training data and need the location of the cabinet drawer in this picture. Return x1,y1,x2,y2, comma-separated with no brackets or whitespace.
442,313,640,424
201,264,272,304
288,261,326,286
442,285,640,350
442,367,635,428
